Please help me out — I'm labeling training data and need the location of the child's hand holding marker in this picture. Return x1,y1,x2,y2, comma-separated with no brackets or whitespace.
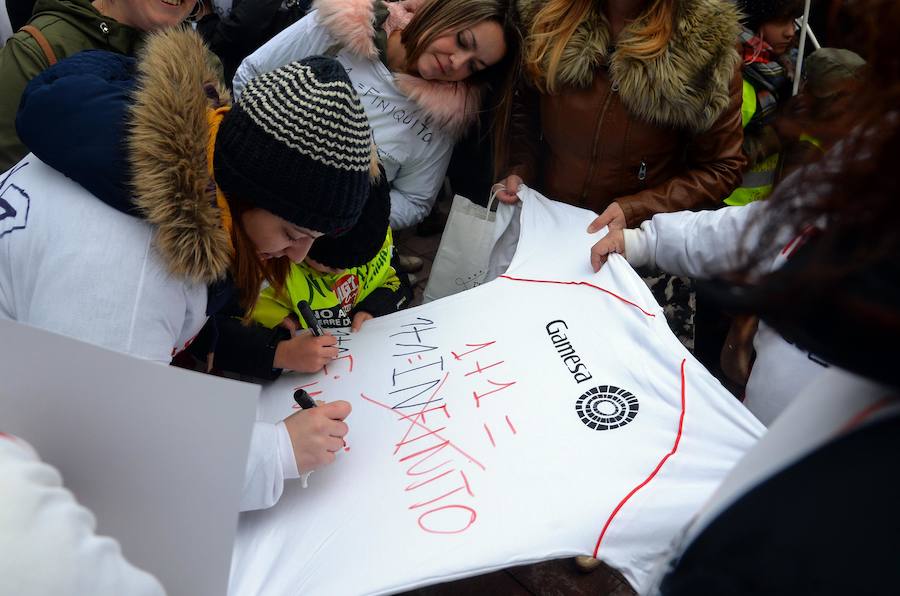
273,300,338,372
274,332,338,373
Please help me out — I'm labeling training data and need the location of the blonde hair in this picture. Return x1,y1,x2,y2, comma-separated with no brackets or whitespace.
525,0,675,94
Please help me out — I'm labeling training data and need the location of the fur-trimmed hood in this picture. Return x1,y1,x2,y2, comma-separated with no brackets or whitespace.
313,0,480,137
17,28,232,285
129,28,232,284
517,0,742,132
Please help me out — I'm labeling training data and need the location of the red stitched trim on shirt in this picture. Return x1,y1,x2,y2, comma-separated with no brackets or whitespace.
592,358,688,557
498,275,656,317
781,224,817,257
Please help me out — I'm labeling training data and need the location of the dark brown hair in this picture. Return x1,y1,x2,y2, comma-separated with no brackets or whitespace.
740,0,897,275
740,0,805,32
712,0,900,386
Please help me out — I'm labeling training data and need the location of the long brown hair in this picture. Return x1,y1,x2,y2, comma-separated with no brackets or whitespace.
226,195,290,319
524,0,675,94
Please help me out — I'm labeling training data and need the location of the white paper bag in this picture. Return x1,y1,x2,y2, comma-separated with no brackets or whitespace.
423,192,498,302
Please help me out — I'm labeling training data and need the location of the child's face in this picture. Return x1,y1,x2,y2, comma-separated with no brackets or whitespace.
304,256,345,276
760,18,797,55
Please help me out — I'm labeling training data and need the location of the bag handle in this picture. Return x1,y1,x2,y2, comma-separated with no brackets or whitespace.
19,25,58,66
486,185,502,215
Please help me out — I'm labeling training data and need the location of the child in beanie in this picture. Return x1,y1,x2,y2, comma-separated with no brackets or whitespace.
201,167,412,378
251,229,408,370
253,170,412,373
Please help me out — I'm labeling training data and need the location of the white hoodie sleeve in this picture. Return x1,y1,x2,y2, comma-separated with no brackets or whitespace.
233,9,336,99
0,435,166,596
238,421,301,511
623,201,769,279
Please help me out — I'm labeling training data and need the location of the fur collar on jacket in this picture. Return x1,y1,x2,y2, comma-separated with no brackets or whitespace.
313,0,480,137
517,0,741,132
129,28,232,284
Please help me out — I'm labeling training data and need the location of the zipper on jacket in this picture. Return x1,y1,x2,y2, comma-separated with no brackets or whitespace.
580,80,618,204
638,160,647,181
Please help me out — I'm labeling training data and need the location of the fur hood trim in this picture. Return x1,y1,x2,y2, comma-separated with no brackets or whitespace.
313,0,480,137
518,0,742,132
128,28,233,284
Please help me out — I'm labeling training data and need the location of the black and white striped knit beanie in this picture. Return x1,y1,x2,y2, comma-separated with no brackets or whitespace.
214,55,377,236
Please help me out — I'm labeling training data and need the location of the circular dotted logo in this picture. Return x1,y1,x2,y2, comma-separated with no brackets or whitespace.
576,385,639,430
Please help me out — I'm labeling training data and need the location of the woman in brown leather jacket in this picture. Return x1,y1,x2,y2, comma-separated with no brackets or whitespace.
500,0,744,229
495,0,745,349
497,0,745,225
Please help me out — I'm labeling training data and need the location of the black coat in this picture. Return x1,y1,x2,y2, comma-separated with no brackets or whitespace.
197,0,311,87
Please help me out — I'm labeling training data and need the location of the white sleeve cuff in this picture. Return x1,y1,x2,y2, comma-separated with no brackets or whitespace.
624,228,653,269
275,421,300,480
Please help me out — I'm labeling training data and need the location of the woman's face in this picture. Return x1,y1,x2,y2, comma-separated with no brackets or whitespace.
760,18,797,56
412,20,506,82
241,208,323,264
115,0,195,31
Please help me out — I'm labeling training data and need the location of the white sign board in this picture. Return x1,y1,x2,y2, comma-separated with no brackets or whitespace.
228,190,765,595
0,320,258,596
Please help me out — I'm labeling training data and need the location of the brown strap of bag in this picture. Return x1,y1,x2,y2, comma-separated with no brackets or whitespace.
19,25,58,66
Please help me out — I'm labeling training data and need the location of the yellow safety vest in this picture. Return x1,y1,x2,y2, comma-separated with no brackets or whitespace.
251,228,400,329
724,79,778,207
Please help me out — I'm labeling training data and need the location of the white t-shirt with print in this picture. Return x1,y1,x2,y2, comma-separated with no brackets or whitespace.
228,188,764,595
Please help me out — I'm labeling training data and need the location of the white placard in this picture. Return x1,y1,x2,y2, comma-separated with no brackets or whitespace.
0,320,258,596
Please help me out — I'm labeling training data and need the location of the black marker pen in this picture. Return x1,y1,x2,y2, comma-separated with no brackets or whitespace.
293,388,318,410
296,300,323,337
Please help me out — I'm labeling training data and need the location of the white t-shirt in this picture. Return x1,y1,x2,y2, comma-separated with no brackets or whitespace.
233,9,454,229
228,188,764,595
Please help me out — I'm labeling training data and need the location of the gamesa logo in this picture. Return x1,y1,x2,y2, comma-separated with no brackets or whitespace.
575,385,639,431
